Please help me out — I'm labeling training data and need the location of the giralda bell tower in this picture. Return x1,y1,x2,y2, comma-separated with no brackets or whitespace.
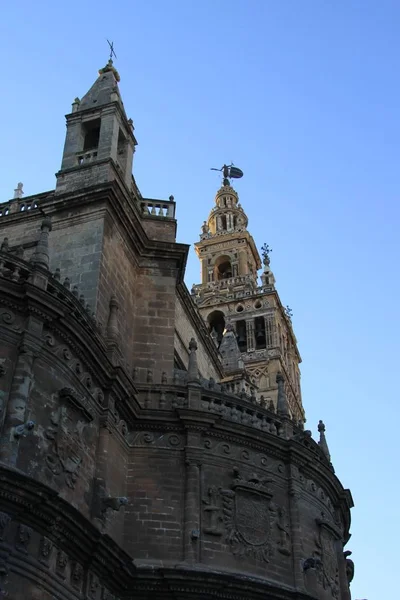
192,165,304,423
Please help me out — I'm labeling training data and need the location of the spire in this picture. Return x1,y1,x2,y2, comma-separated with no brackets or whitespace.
187,338,200,384
276,373,290,417
13,182,24,200
318,420,331,461
260,243,276,289
219,323,243,373
31,216,52,269
56,59,137,195
77,60,123,113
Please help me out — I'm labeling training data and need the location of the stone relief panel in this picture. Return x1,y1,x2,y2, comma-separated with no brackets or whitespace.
128,430,185,449
202,436,285,475
44,388,97,491
0,306,24,333
219,469,275,562
0,510,121,599
202,467,291,565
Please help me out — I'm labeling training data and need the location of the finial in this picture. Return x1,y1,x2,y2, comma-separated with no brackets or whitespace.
1,237,9,253
188,338,200,383
276,373,290,417
318,420,331,461
13,182,24,200
210,163,243,187
261,243,272,266
285,305,293,320
71,97,80,112
31,216,52,269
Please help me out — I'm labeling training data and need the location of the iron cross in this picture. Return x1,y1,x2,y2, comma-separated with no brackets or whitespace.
107,39,117,61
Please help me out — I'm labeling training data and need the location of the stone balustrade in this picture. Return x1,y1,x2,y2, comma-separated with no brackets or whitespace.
140,197,175,218
0,198,39,217
76,150,98,165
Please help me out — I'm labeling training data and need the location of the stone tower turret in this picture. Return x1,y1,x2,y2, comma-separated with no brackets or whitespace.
193,177,304,422
56,60,137,194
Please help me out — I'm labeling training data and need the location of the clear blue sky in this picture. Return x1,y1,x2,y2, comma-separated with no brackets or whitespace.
1,2,399,598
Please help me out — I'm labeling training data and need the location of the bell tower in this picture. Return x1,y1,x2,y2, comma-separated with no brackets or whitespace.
55,59,137,195
193,168,304,422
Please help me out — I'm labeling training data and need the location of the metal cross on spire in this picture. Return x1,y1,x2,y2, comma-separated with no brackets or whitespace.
106,39,117,62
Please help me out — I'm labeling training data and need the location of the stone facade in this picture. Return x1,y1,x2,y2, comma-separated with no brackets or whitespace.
0,62,354,599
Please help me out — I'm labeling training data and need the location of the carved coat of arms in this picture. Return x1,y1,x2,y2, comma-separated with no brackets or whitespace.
314,515,341,598
45,389,93,489
220,468,274,562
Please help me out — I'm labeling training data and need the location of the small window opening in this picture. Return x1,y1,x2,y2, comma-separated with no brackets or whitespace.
83,119,101,151
117,128,126,156
214,255,233,281
208,310,225,346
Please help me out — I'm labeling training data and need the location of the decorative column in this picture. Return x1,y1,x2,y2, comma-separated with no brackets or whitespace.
264,313,277,348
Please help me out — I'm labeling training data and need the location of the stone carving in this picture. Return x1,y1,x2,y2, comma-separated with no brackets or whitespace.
297,470,335,519
88,572,99,599
128,431,184,448
59,387,95,421
45,401,92,489
273,505,291,555
344,550,354,585
39,536,53,565
56,549,68,579
15,524,32,553
202,486,223,536
0,512,10,541
202,438,277,473
313,514,341,598
220,468,274,562
71,562,84,588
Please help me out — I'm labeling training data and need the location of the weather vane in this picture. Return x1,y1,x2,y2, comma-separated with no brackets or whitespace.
107,39,117,62
261,243,272,264
211,163,243,186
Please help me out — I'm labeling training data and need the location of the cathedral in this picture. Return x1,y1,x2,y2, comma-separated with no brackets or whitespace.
0,59,354,599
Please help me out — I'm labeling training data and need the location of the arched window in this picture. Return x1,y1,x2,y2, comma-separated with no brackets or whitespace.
208,310,225,345
214,255,233,281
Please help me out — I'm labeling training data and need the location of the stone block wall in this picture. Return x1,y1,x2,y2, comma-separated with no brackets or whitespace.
124,445,184,562
174,290,222,379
